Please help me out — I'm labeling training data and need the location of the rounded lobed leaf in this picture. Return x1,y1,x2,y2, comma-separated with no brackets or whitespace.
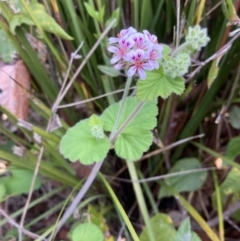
70,223,104,241
60,119,110,165
101,97,158,161
159,158,207,198
136,67,185,101
140,213,177,241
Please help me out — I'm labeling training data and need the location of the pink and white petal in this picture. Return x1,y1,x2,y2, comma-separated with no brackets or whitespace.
137,68,146,79
108,46,120,54
155,44,163,52
108,37,119,44
110,55,121,64
114,62,124,70
142,62,154,71
149,60,159,69
127,66,137,77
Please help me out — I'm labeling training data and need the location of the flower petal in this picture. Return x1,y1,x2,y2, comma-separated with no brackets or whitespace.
110,55,121,64
108,37,119,44
127,66,137,77
142,62,154,71
108,46,120,54
137,68,146,79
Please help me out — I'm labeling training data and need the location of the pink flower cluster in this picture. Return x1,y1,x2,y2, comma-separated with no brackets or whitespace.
108,27,163,79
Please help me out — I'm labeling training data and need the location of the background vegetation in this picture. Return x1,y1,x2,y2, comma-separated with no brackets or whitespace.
0,0,240,240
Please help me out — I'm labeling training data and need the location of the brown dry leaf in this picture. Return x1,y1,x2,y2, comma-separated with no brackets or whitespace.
0,60,30,121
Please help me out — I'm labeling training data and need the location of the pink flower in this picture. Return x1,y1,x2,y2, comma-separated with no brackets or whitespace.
108,27,137,44
146,46,163,69
143,30,158,44
124,49,153,79
131,33,146,49
108,37,134,64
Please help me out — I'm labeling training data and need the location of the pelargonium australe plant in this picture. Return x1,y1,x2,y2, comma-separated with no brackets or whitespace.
60,25,210,165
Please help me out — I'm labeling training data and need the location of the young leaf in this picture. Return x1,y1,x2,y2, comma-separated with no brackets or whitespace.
60,119,110,165
101,97,158,161
70,223,104,241
84,2,103,23
136,67,185,101
10,2,73,40
229,105,240,129
140,213,177,241
174,217,201,241
159,158,207,198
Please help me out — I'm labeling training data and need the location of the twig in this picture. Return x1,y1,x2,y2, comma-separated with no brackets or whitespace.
208,201,240,227
0,208,46,240
176,0,181,48
105,167,216,183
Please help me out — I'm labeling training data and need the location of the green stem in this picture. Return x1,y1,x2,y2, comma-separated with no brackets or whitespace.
212,170,224,241
171,42,193,57
110,77,132,140
126,161,156,241
99,173,140,241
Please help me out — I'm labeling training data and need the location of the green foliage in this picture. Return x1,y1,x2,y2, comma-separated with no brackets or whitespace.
226,136,240,159
59,119,110,165
185,25,210,51
229,105,240,129
140,213,177,241
136,67,185,101
162,52,191,79
0,29,16,62
159,158,207,198
101,97,158,160
174,218,201,241
98,65,120,77
84,2,105,24
0,168,41,199
69,223,104,241
10,2,73,40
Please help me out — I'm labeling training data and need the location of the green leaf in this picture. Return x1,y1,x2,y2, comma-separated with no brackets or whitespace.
10,2,73,40
174,217,201,241
229,105,240,129
70,223,104,241
106,8,120,28
136,67,185,101
101,97,158,161
226,136,240,159
140,213,177,241
175,217,192,241
98,65,120,77
60,119,111,165
0,30,16,62
84,2,103,23
0,168,41,196
159,158,207,198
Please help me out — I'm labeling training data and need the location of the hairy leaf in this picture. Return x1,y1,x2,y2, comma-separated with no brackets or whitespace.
60,119,110,165
136,67,185,101
101,97,158,160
